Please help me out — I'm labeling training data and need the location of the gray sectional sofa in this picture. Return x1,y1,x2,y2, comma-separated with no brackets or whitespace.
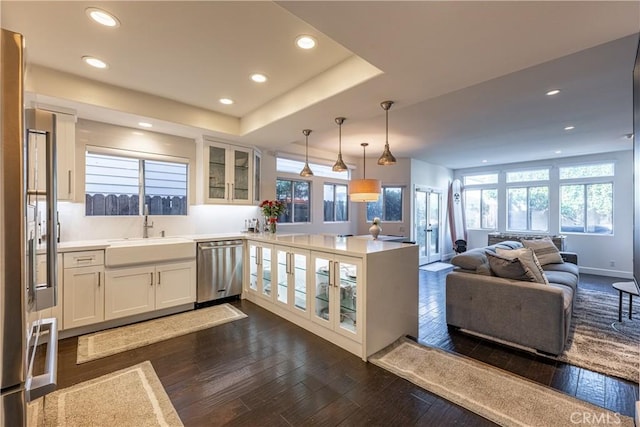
445,241,579,355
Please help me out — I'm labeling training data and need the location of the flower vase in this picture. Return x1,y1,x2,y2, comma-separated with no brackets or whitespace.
269,218,277,234
369,223,381,239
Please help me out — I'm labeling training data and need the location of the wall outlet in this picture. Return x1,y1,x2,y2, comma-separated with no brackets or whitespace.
609,260,616,267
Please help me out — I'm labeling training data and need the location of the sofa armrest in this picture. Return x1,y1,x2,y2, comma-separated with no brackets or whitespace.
559,251,578,265
446,272,568,355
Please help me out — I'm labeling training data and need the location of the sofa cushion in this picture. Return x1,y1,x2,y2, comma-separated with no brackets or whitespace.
486,251,532,281
543,262,579,277
451,249,488,271
496,247,549,285
522,238,564,265
545,271,578,293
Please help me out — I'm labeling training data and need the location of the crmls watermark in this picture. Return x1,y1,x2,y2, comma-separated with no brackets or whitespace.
570,411,622,425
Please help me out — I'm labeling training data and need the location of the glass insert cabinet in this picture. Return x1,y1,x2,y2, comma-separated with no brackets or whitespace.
203,140,254,204
310,253,362,340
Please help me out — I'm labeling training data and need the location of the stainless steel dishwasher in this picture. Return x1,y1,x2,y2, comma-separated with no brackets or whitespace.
197,240,243,304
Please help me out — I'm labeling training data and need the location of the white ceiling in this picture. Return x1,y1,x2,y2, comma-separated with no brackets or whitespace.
2,1,639,169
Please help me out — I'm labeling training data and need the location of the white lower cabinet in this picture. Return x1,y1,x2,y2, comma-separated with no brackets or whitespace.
274,245,310,317
105,260,196,321
310,252,362,342
63,251,105,329
246,241,274,299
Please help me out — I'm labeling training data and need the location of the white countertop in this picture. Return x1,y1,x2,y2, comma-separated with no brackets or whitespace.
51,232,413,256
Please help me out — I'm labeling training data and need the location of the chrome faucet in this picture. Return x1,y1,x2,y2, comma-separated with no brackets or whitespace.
143,214,153,238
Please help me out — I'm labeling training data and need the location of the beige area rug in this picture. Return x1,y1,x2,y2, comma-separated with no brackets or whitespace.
558,288,639,383
28,361,183,427
77,303,247,363
370,338,634,427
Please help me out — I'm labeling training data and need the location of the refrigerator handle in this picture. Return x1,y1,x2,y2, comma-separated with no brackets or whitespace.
45,126,58,308
25,317,58,401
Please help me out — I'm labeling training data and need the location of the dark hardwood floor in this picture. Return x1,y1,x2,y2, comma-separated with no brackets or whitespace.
51,271,638,426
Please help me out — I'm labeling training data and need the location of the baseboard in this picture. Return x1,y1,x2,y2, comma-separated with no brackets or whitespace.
578,267,633,279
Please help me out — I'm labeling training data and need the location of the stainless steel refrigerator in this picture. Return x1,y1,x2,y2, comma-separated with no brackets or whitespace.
1,28,59,426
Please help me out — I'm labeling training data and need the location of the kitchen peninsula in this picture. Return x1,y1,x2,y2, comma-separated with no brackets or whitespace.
45,233,418,361
244,234,419,361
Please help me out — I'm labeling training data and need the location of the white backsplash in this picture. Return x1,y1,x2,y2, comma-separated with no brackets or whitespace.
57,202,260,241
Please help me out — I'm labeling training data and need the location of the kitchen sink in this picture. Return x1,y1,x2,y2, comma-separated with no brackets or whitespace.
105,237,196,267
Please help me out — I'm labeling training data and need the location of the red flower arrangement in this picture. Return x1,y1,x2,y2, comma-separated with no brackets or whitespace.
259,200,286,225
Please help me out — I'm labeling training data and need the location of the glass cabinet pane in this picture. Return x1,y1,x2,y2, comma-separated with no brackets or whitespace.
253,152,261,203
234,150,249,200
314,257,330,322
338,261,357,333
208,146,226,199
293,253,307,311
249,245,258,292
276,250,288,304
262,247,272,297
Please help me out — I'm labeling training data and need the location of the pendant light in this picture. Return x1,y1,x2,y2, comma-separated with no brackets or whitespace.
300,129,314,177
332,117,348,172
377,100,397,165
349,143,381,202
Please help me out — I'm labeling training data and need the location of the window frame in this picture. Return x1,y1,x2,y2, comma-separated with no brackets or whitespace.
275,177,312,224
464,187,498,230
506,185,549,232
323,182,349,223
85,147,189,217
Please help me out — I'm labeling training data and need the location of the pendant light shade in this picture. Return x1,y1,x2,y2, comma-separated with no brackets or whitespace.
300,129,314,177
377,100,397,165
349,143,381,202
332,117,348,172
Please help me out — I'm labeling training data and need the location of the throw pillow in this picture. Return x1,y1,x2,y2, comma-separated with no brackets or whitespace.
486,251,533,281
496,247,549,285
521,238,564,265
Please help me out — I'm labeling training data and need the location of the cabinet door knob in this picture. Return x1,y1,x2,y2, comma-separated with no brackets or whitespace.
158,271,161,285
150,272,153,286
97,272,101,287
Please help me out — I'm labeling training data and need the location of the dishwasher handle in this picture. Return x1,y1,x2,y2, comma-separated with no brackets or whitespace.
198,240,243,250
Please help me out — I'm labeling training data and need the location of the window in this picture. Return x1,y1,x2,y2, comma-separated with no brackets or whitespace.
323,183,348,222
463,172,498,229
506,169,549,182
560,163,614,234
507,186,549,231
465,188,497,229
85,152,188,216
276,178,310,223
366,186,403,222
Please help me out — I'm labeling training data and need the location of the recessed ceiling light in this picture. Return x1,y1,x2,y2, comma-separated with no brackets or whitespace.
132,131,144,136
219,98,234,105
295,35,317,50
564,125,575,131
481,159,488,163
546,89,561,96
251,73,268,83
138,122,152,128
555,150,562,154
82,56,108,69
624,133,634,140
85,7,120,28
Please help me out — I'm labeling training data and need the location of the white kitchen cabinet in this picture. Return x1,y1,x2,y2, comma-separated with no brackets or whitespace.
310,253,362,341
274,245,310,317
105,260,196,320
29,111,75,201
246,241,274,300
27,253,63,331
204,140,252,204
63,251,104,329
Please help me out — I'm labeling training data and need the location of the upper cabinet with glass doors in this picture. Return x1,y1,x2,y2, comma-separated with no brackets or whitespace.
204,140,254,204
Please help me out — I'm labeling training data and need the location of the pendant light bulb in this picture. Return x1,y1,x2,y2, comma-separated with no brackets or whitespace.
332,117,348,172
378,100,397,166
300,129,314,177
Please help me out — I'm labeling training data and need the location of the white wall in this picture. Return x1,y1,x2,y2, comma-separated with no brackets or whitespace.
454,151,633,278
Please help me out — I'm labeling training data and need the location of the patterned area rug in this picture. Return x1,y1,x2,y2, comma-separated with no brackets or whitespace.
558,288,639,383
77,303,247,363
370,338,635,427
28,361,182,427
